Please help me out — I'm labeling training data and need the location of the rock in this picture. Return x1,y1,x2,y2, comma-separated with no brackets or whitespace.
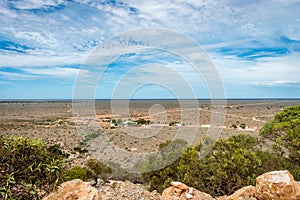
256,170,300,200
43,179,101,200
171,181,190,190
215,195,229,200
98,180,161,200
174,188,183,196
161,187,177,200
227,186,256,200
192,190,214,200
162,182,214,200
185,192,193,199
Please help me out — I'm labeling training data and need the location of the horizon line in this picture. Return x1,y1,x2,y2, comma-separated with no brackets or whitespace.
1,98,300,101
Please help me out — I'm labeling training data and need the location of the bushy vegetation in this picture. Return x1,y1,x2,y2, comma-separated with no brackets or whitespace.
260,104,300,180
0,135,115,199
64,166,89,182
139,104,300,196
86,159,112,184
140,135,288,196
134,118,150,125
2,104,299,198
169,121,180,126
0,136,66,200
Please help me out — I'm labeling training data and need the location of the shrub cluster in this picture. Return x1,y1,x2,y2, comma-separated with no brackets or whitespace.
139,105,300,196
259,104,300,180
140,135,288,196
2,104,299,199
0,136,66,199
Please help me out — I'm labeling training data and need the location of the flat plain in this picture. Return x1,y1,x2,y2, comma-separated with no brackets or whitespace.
1,99,300,154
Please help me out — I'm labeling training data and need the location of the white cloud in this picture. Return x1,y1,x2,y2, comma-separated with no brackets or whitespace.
0,71,37,80
0,0,300,98
213,52,300,86
23,67,81,77
13,31,58,47
8,0,66,10
0,52,88,68
0,67,89,81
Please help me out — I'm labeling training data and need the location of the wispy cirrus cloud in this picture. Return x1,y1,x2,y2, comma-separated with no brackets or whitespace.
1,0,300,98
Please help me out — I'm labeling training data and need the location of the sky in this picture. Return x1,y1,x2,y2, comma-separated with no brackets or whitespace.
1,0,300,99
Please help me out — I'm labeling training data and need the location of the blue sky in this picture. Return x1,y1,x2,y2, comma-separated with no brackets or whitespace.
1,0,300,99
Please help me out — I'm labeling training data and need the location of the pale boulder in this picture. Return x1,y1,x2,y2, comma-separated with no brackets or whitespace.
227,186,256,200
256,170,300,200
162,181,214,200
171,181,190,190
43,179,101,200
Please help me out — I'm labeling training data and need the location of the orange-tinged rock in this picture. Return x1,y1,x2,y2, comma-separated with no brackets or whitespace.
256,170,300,200
161,184,214,200
215,195,229,200
227,186,256,200
161,187,177,200
192,189,214,200
43,179,101,200
171,181,190,190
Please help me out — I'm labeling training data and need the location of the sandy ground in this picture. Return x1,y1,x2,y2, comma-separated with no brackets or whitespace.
1,99,300,154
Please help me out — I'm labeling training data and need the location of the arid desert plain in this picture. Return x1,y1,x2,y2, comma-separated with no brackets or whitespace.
1,99,300,157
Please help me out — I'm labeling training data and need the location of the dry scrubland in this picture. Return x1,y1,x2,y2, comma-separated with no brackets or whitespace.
1,99,300,199
1,100,300,154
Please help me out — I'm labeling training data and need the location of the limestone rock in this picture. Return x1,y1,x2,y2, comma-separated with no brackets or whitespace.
171,182,190,190
215,186,256,200
215,195,229,200
256,170,300,200
162,182,214,200
161,187,177,200
227,186,256,200
192,190,214,200
43,179,101,200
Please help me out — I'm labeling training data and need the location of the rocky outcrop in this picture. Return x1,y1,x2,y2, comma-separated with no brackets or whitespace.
44,179,160,200
256,170,300,200
161,181,214,200
216,186,256,200
163,171,300,200
43,179,101,200
43,170,300,200
98,180,161,200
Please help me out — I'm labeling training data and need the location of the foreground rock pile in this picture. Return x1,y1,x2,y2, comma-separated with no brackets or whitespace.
162,170,300,200
98,180,161,200
43,179,161,200
43,179,101,200
162,181,214,200
43,170,300,200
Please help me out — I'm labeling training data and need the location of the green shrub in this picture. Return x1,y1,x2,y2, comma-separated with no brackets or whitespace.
0,136,66,200
239,123,246,129
136,105,300,196
169,121,179,126
86,159,112,184
137,139,187,192
142,135,288,196
134,118,150,125
64,166,89,182
260,104,300,180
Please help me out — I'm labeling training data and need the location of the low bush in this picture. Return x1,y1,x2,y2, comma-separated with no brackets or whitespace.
260,104,300,180
64,166,89,182
0,136,66,199
140,135,289,196
86,159,112,184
